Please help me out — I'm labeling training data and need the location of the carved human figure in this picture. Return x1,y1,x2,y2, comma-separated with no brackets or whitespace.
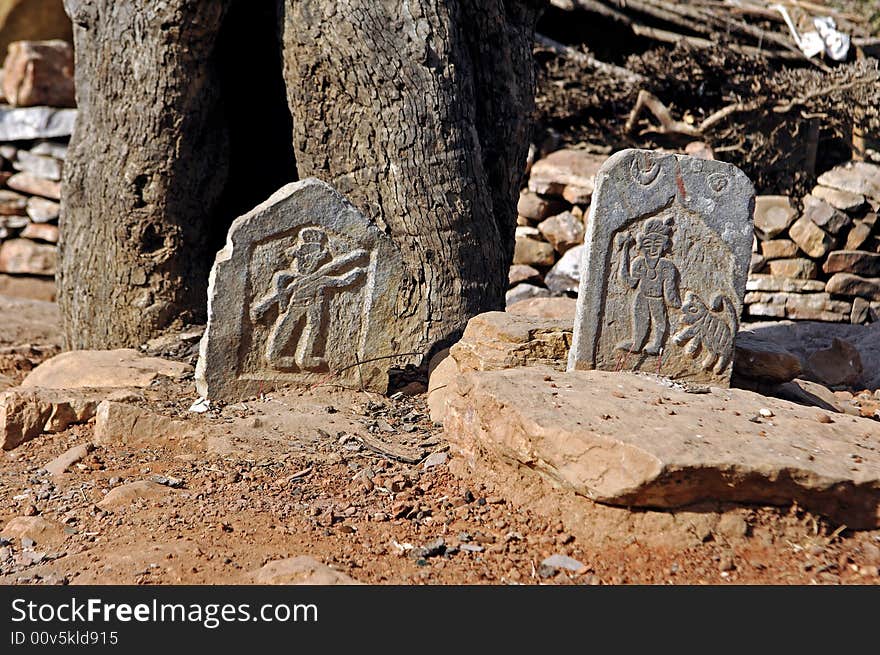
250,227,368,371
615,216,681,355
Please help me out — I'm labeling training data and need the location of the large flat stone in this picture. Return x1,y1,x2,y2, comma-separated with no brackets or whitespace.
22,349,191,389
197,179,415,400
746,274,825,293
825,272,880,300
744,292,851,322
753,195,797,240
528,149,607,201
824,250,880,277
788,215,836,258
0,238,55,275
817,162,880,200
734,330,803,383
443,366,880,529
0,106,76,141
0,388,100,450
569,149,754,386
1,39,75,108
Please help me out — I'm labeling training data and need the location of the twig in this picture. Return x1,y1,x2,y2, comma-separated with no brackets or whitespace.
625,90,701,137
773,72,880,113
535,33,647,84
699,100,761,132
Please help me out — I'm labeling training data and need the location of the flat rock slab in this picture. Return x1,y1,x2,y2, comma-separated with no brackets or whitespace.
22,349,191,389
0,106,76,141
569,149,754,386
0,294,62,347
253,556,360,585
444,366,880,528
197,179,412,400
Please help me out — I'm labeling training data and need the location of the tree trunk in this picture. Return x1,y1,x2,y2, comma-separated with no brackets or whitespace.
280,0,541,356
58,0,231,348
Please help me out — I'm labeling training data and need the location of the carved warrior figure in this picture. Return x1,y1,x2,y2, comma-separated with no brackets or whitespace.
615,216,681,355
250,227,368,372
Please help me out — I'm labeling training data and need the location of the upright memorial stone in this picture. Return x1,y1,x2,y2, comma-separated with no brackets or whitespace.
196,179,416,401
568,149,754,386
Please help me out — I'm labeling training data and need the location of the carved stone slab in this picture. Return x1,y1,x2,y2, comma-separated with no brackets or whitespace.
568,150,754,386
196,179,411,400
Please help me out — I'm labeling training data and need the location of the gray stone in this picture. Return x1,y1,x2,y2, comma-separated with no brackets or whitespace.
746,275,825,293
29,141,67,161
734,331,803,383
506,283,551,307
845,221,873,251
508,264,541,288
749,253,766,274
744,291,851,322
0,107,76,141
538,211,584,253
544,244,583,294
805,337,863,387
802,195,851,235
539,554,584,576
13,150,62,181
568,149,754,387
753,195,797,240
196,179,412,400
25,197,60,223
811,186,865,212
817,162,880,200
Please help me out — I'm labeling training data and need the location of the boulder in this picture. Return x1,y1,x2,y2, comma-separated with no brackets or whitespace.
0,515,65,548
802,195,851,235
442,366,880,529
0,238,55,275
25,196,60,223
543,243,582,294
734,331,803,383
512,236,555,267
97,481,177,510
427,349,457,424
254,556,360,585
507,296,577,320
505,283,551,307
760,239,798,260
805,337,863,387
753,195,797,240
788,215,836,259
538,211,584,254
93,400,204,449
824,250,880,277
817,161,880,200
516,189,566,221
0,388,101,450
845,221,873,251
22,349,192,389
811,185,865,212
2,39,75,108
508,264,541,288
767,258,818,280
528,148,606,201
825,273,880,300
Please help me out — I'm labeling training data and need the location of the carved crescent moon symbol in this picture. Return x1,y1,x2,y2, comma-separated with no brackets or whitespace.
630,152,661,185
707,172,729,193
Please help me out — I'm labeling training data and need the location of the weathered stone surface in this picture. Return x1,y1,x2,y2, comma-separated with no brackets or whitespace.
817,162,880,200
845,221,872,251
507,296,577,320
0,238,54,275
512,236,555,266
746,274,825,293
514,225,539,239
802,195,851,235
852,297,872,324
30,140,67,160
0,106,75,141
569,150,754,386
197,179,413,400
734,331,803,383
826,272,880,300
543,243,583,294
767,258,818,280
20,222,58,243
788,215,836,258
528,149,606,199
427,349,457,424
0,189,27,215
774,378,844,413
0,274,55,301
811,185,865,212
753,195,797,240
25,196,59,223
508,264,541,287
97,481,176,510
254,556,360,585
824,250,880,277
449,312,571,374
745,292,851,322
6,171,60,199
538,211,584,253
13,150,62,181
561,184,592,205
505,283,551,307
2,39,75,108
23,350,189,390
0,1,73,58
94,401,204,450
0,388,100,450
749,252,766,274
806,338,863,387
760,239,798,260
0,515,65,548
443,365,880,528
516,189,565,221
43,443,90,476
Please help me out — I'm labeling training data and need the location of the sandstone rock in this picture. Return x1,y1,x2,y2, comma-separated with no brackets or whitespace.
93,400,204,449
0,388,101,450
197,180,414,400
852,297,872,324
6,171,61,199
516,189,565,221
817,162,880,200
254,556,360,585
505,283,551,307
43,443,90,476
760,239,798,260
515,225,539,239
0,294,61,345
0,515,65,548
788,215,836,258
30,140,66,160
25,196,59,223
768,258,818,280
20,222,58,243
749,253,766,274
508,264,541,287
507,296,577,320
774,378,844,413
562,184,592,205
443,366,880,528
0,106,76,141
569,149,754,387
825,273,880,300
824,250,880,277
845,221,873,251
543,243,583,294
745,291,851,322
0,238,54,275
23,349,191,389
13,150,62,181
2,39,75,107
0,273,55,301
684,141,714,159
427,349,458,425
0,189,27,215
754,195,797,240
513,236,555,266
802,195,851,235
97,481,176,510
538,211,584,253
806,337,863,387
746,275,825,293
528,148,606,199
811,185,865,212
449,311,571,374
0,1,73,58
734,331,803,383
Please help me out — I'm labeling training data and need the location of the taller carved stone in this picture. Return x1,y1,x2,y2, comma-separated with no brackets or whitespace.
568,149,755,386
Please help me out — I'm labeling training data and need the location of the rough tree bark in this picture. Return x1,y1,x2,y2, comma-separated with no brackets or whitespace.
59,0,231,348
281,0,542,355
